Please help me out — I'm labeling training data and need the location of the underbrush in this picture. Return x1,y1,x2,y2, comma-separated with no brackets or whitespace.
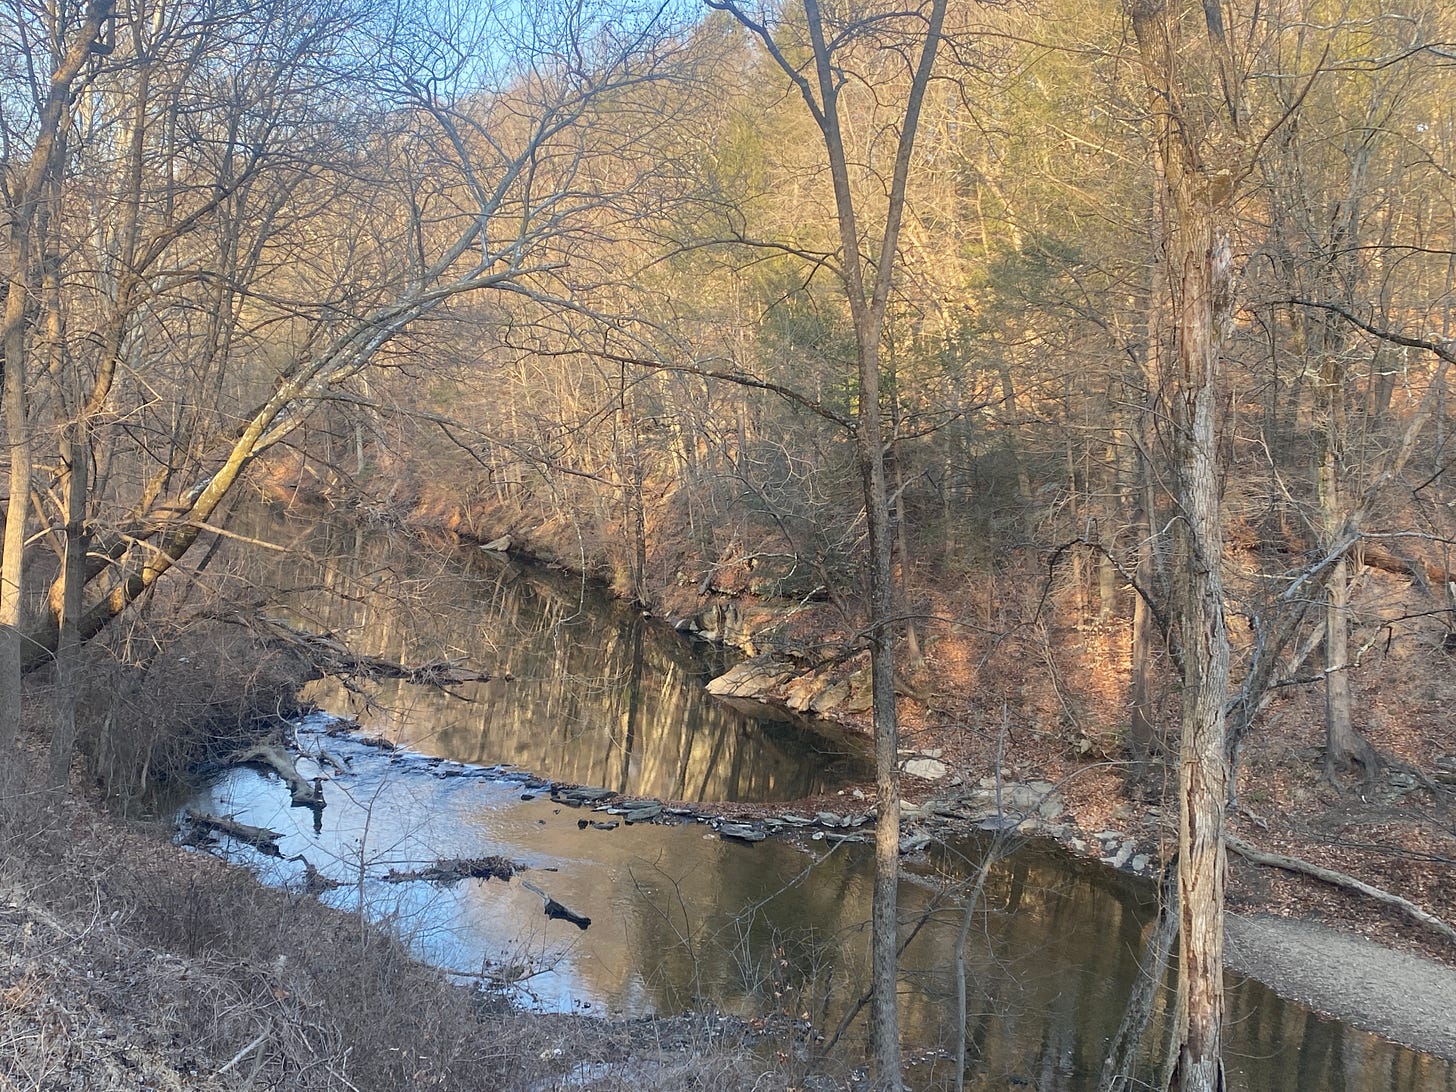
69,621,318,804
0,715,831,1091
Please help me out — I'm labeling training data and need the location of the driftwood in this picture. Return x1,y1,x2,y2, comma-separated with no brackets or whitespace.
228,741,324,809
383,856,519,885
259,615,494,685
185,811,283,856
290,855,343,895
1227,833,1456,947
520,880,591,930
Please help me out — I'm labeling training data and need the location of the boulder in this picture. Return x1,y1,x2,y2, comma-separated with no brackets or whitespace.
809,680,851,714
622,802,663,823
705,656,792,699
1108,840,1135,869
718,823,767,843
903,757,949,781
552,785,617,807
998,781,1063,820
783,672,829,712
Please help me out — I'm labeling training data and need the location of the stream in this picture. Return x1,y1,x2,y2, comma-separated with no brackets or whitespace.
185,505,1455,1091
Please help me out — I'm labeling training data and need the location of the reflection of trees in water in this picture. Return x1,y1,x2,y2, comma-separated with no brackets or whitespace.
613,837,1452,1092
1225,980,1456,1092
225,504,865,801
608,837,875,1019
607,838,1157,1084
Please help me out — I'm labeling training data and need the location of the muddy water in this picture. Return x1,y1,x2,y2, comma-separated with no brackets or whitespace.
188,506,1455,1091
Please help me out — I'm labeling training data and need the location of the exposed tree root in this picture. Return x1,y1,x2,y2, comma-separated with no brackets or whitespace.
1226,833,1456,947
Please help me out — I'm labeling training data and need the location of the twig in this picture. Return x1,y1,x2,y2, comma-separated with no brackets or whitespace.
217,1029,270,1074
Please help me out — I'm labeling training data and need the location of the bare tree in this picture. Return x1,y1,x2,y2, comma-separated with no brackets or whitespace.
3,0,691,780
1123,1,1239,1088
693,2,948,1086
0,0,114,763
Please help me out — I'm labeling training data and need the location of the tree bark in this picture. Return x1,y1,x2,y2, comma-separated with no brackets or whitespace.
1125,4,1236,1089
0,279,30,764
1321,553,1378,779
0,0,114,762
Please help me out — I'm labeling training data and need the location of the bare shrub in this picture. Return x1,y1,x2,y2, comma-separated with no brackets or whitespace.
68,621,316,801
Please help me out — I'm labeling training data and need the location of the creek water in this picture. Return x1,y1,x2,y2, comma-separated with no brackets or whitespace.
186,505,1454,1091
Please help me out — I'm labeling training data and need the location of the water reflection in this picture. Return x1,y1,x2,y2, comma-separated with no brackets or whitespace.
188,719,1453,1092
198,504,1455,1091
227,504,867,801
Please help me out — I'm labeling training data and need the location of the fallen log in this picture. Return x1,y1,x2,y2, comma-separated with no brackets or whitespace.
1227,833,1456,947
521,880,591,930
227,741,324,809
383,856,520,885
1359,546,1455,588
185,811,283,856
258,616,495,685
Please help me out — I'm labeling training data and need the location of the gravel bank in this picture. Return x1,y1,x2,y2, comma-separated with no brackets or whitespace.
1227,914,1456,1061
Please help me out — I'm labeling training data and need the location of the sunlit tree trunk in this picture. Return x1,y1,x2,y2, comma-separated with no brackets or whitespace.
707,1,948,1083
0,0,113,763
0,282,31,763
1127,217,1168,797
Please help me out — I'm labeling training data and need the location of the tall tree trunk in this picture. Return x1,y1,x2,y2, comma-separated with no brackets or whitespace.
1167,303,1231,1092
1127,211,1168,797
1128,516,1159,793
688,3,948,1081
45,241,88,790
48,417,88,790
1125,3,1237,1089
0,281,31,764
0,0,114,763
1321,554,1376,777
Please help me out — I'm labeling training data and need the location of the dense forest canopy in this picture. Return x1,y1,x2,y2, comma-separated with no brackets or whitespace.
3,0,1455,1088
